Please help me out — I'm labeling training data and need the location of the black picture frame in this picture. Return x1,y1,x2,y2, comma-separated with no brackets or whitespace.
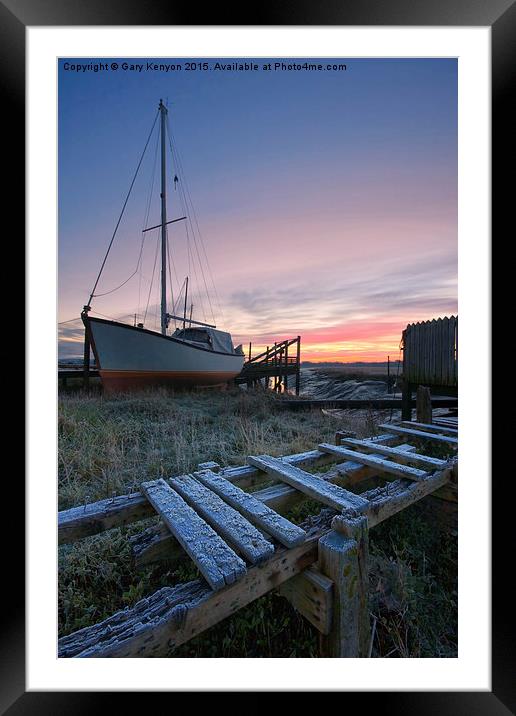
4,0,510,710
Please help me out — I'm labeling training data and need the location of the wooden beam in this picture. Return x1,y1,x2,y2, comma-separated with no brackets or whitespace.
400,421,458,436
194,469,306,548
278,566,333,635
59,492,155,545
247,455,369,512
318,443,428,481
318,518,370,658
416,386,432,424
58,532,324,658
331,461,456,530
401,380,412,421
378,424,458,446
168,474,275,565
141,478,247,591
339,438,446,471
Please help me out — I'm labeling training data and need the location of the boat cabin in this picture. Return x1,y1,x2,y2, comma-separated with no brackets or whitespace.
172,326,243,355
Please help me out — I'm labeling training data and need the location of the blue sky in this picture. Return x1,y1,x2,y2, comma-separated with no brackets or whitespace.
58,58,457,360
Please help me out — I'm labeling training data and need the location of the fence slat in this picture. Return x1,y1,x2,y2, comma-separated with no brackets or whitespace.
403,316,457,387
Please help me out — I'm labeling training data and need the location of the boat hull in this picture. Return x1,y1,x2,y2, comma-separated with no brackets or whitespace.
85,317,244,392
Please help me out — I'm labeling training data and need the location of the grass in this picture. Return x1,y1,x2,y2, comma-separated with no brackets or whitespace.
58,385,457,657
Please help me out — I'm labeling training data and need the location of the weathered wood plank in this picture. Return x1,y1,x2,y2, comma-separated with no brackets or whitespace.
278,566,333,635
433,416,458,428
339,438,445,471
58,493,155,545
378,424,458,445
194,469,306,548
168,474,274,565
247,455,369,512
59,529,327,657
58,434,401,545
400,420,458,435
332,460,456,530
318,443,428,481
131,445,417,568
141,479,246,590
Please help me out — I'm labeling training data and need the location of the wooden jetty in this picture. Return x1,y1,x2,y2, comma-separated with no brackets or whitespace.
235,337,301,395
58,419,457,658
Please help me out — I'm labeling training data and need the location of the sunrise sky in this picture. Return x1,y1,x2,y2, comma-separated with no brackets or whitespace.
58,58,457,362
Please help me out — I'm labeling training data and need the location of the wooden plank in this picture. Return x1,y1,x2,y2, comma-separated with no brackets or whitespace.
278,566,333,635
58,492,155,545
318,443,428,481
247,455,369,512
401,420,458,435
433,417,458,429
378,424,458,445
339,438,446,471
168,474,275,565
58,433,403,547
141,478,246,591
58,530,324,658
332,461,456,529
194,469,306,548
131,444,418,568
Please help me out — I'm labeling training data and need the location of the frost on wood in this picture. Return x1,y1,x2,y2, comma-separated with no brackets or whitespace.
141,478,247,590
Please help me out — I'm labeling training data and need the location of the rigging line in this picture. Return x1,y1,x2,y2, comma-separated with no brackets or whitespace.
93,130,159,300
175,173,211,323
90,309,135,322
172,156,212,323
167,118,225,321
143,231,160,323
172,277,186,317
58,317,81,325
166,118,213,324
175,156,221,323
87,109,159,306
179,185,208,323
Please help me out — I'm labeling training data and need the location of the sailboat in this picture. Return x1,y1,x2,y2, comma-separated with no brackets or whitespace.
81,100,245,392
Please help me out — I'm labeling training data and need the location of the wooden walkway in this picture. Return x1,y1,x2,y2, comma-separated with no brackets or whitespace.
58,418,457,658
235,337,301,394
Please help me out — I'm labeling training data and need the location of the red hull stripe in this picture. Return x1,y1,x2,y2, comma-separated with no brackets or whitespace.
99,369,238,391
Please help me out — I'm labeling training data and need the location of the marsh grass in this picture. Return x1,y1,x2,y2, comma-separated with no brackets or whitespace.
58,386,457,657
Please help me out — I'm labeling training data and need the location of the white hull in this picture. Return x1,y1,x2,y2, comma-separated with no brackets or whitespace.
86,317,244,391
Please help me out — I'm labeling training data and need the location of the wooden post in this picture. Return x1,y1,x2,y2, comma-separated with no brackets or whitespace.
248,342,252,362
401,380,412,421
416,385,432,424
318,516,370,657
387,355,390,394
273,343,278,391
284,342,288,394
295,336,301,396
83,327,90,391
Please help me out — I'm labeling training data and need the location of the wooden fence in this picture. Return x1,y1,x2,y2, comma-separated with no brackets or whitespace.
403,316,458,387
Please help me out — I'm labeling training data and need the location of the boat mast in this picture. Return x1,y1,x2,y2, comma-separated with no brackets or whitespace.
159,99,168,336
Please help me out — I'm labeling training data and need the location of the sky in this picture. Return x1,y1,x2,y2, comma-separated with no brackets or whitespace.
58,58,457,362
